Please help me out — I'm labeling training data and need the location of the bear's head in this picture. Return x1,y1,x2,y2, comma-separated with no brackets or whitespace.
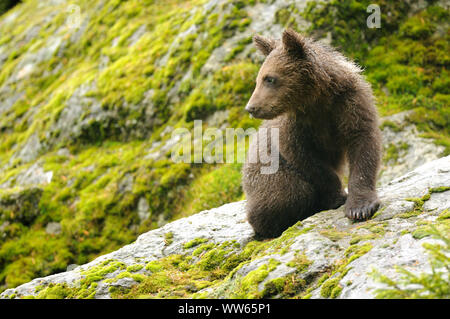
246,29,319,119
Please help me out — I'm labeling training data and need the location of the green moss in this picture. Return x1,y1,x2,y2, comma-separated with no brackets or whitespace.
183,238,209,249
319,228,349,242
437,209,450,221
230,259,280,299
320,278,341,298
81,259,126,285
317,242,373,299
412,227,429,241
106,223,316,299
275,4,300,28
383,143,400,164
349,234,377,245
397,187,449,220
126,264,144,273
430,186,450,193
164,232,174,246
286,252,312,273
179,164,243,218
0,0,262,291
380,120,402,132
36,283,74,299
145,261,164,273
261,277,285,298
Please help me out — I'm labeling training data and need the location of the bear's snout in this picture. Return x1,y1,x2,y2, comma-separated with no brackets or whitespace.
245,104,257,115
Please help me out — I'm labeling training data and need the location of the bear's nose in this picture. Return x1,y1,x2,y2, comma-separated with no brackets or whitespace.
245,104,256,114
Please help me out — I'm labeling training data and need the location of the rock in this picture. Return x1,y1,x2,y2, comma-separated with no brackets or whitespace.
378,111,445,186
1,156,448,299
0,162,53,189
117,174,134,194
11,133,43,164
137,197,150,222
7,36,63,84
0,187,43,226
45,222,62,235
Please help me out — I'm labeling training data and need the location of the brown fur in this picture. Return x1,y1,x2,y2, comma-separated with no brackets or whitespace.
243,29,382,239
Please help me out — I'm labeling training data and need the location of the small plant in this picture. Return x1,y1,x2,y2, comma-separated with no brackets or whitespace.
370,226,450,298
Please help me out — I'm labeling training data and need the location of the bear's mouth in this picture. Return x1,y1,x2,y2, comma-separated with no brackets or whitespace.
249,110,278,120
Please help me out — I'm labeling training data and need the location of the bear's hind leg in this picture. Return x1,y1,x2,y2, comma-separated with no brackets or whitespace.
244,166,317,238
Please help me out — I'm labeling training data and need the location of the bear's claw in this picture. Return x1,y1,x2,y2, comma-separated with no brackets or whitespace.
345,200,380,221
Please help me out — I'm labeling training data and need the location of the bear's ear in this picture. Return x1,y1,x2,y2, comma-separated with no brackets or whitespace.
282,29,307,58
253,34,276,56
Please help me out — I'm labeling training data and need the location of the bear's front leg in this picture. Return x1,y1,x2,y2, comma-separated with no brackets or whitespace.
345,129,382,221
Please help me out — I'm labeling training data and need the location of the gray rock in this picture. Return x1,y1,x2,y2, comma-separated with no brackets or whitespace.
12,134,43,164
0,162,53,188
118,174,134,194
0,187,43,225
137,197,151,222
45,222,62,235
378,111,445,186
7,36,63,84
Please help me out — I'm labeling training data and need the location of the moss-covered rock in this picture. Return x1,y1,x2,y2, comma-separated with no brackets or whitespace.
1,156,449,299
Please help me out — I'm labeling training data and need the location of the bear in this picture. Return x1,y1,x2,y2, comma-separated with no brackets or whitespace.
242,29,382,239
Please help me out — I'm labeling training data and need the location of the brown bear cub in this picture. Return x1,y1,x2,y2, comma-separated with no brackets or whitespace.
242,29,382,239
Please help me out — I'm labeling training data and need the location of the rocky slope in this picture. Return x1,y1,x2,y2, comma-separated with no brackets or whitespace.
1,156,449,299
0,0,449,294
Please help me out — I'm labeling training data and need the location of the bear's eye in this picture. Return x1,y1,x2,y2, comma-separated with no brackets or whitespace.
263,76,277,85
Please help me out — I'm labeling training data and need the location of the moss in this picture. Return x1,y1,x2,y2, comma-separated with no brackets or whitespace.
126,264,144,273
224,37,252,62
349,234,377,245
110,271,145,283
319,228,349,242
380,120,402,132
230,259,280,299
192,243,215,257
183,238,209,250
275,4,301,28
107,223,315,299
317,243,373,299
430,186,450,193
81,259,126,285
437,209,450,221
261,277,285,298
383,143,401,164
178,164,244,218
286,252,312,273
0,0,262,288
196,247,229,272
164,232,174,246
317,274,330,286
145,261,164,273
320,278,342,298
397,187,449,220
360,221,387,235
411,223,444,239
36,283,74,299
